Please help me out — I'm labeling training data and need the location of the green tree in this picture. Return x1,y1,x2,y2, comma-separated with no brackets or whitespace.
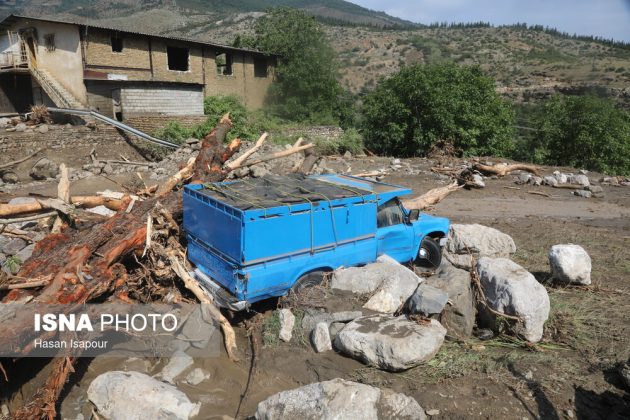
533,95,630,175
361,63,515,157
239,7,344,123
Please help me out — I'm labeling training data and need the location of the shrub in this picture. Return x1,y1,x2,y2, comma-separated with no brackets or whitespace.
154,121,192,144
361,63,515,157
314,128,364,155
531,95,630,175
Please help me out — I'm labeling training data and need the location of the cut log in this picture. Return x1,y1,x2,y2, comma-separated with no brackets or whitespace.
473,163,541,177
402,181,463,210
226,132,268,170
58,164,70,204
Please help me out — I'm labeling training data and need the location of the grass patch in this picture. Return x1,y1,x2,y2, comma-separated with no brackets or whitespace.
262,311,281,347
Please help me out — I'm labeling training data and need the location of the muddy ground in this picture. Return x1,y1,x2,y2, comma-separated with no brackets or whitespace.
3,154,630,419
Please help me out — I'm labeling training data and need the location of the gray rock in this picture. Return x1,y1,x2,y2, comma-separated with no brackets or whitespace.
179,306,218,349
301,309,362,332
343,151,352,159
475,328,495,340
423,260,476,338
158,350,194,384
15,123,26,132
8,197,37,205
334,315,446,371
331,258,391,294
311,322,332,353
407,284,449,316
2,238,27,256
2,172,19,183
573,190,592,198
102,163,114,175
38,124,49,133
548,244,592,285
570,174,590,187
14,244,35,263
619,361,630,389
586,185,604,198
250,165,271,178
543,176,558,187
517,173,531,184
328,322,345,340
363,255,422,313
529,176,543,186
476,257,550,343
278,308,295,342
255,378,425,420
185,368,210,386
471,173,485,188
444,224,517,270
88,371,199,420
29,158,59,180
553,171,568,184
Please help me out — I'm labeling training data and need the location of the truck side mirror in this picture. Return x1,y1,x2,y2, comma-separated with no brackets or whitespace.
408,209,420,222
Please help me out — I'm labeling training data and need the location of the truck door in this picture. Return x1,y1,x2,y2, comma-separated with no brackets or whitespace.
376,198,415,263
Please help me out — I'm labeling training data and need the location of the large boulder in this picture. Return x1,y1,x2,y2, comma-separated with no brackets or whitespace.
87,371,199,420
255,378,425,420
548,244,592,285
331,255,398,294
407,284,449,316
476,257,550,343
334,315,446,372
444,224,516,270
29,158,59,180
424,260,475,338
363,256,422,313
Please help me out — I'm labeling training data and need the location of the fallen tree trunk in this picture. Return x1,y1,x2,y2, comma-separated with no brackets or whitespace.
402,181,463,210
473,163,541,177
1,116,242,419
226,132,268,170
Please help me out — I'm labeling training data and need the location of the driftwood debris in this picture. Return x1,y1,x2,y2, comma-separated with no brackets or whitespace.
230,138,314,170
402,181,463,210
473,163,541,177
1,116,243,419
226,132,268,170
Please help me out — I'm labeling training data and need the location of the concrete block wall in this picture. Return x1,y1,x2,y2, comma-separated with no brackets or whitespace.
121,85,203,116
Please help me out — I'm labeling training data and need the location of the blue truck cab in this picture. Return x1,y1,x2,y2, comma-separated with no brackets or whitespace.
183,174,450,310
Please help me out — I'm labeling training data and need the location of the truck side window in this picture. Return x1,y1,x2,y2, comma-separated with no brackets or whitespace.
377,199,404,228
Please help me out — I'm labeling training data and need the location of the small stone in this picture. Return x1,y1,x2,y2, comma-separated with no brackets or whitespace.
570,174,590,187
311,322,332,353
29,158,59,180
38,124,49,133
2,172,19,183
471,173,485,188
426,409,440,416
566,409,574,418
185,368,210,385
102,164,114,175
517,173,531,184
2,238,27,255
15,123,26,132
553,171,568,184
343,151,352,159
159,350,194,384
474,328,494,341
543,176,558,187
278,308,295,342
573,190,592,198
529,176,543,186
1,404,8,417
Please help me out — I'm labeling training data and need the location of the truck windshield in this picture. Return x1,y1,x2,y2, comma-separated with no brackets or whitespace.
377,199,404,228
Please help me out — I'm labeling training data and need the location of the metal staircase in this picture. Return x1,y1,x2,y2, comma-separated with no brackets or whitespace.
30,67,85,109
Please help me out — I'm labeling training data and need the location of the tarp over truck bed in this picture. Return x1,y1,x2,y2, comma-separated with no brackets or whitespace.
183,175,411,266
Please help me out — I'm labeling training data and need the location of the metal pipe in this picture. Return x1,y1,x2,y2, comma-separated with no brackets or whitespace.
47,107,179,149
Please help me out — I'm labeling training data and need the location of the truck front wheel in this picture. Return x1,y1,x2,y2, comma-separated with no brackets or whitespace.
417,236,442,268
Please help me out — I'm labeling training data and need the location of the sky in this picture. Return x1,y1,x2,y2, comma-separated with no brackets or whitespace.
351,0,630,42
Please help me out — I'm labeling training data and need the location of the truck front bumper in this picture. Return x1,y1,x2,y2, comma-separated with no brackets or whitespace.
192,269,249,312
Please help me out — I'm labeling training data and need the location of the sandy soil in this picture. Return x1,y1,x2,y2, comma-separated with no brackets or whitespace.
3,155,629,419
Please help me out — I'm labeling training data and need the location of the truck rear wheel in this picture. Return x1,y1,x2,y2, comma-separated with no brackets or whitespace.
417,236,442,268
291,270,326,294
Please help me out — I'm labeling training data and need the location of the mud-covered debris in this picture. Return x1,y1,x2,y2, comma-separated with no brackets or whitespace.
549,244,592,285
255,378,426,420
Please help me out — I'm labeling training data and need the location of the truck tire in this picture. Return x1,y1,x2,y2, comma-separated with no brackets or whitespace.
291,270,326,294
417,236,442,268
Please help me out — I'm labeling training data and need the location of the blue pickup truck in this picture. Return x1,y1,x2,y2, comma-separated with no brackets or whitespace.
183,174,450,310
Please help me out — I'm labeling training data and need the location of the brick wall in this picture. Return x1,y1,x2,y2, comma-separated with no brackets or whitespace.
123,115,208,135
121,85,203,116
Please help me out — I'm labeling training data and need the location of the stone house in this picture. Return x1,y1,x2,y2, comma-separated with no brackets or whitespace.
0,14,276,123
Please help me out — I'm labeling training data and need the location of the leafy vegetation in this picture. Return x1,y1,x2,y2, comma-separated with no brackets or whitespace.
235,7,346,124
361,63,515,157
314,128,364,155
525,95,630,175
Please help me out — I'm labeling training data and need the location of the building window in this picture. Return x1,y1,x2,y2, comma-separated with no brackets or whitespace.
44,34,55,52
254,57,268,78
216,52,232,76
167,46,189,71
111,36,123,53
